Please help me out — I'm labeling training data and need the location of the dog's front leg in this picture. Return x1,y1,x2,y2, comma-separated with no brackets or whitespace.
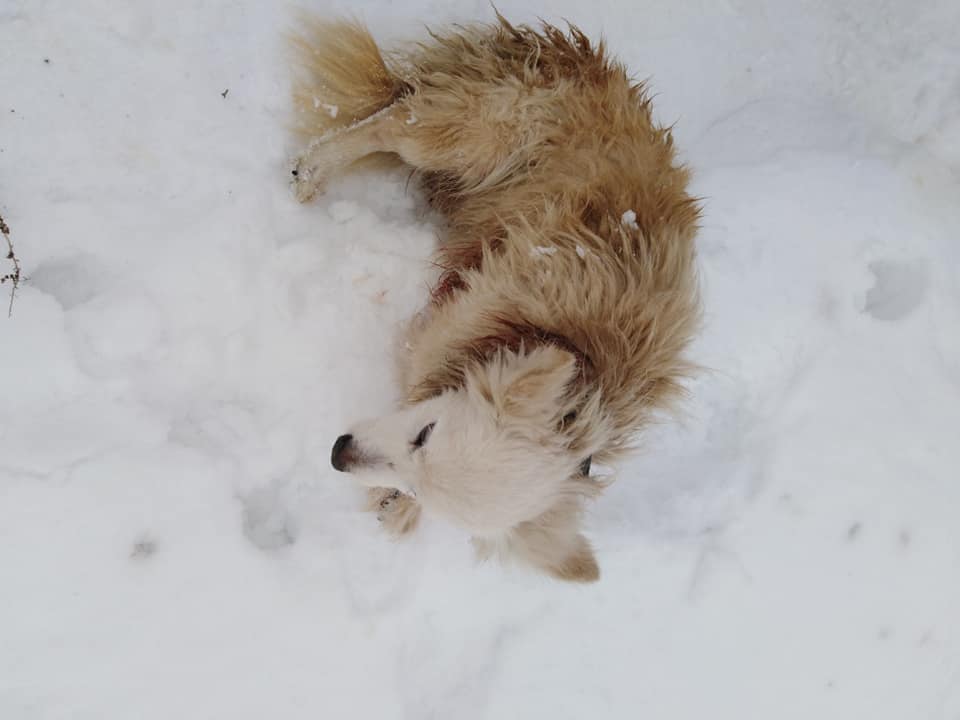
365,487,422,536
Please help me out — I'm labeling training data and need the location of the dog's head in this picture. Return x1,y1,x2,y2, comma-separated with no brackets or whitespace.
331,345,603,581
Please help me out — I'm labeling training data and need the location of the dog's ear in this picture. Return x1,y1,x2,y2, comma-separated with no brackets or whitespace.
504,497,600,583
483,345,577,423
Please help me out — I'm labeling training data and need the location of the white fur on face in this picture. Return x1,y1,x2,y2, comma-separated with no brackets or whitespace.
343,347,590,535
343,394,448,497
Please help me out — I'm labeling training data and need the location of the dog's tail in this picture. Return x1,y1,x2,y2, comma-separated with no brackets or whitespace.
289,17,407,138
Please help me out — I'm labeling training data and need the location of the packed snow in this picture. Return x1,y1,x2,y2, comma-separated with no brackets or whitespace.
531,245,559,257
2,1,959,718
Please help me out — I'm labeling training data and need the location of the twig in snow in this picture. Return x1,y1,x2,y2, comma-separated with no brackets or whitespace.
0,213,22,317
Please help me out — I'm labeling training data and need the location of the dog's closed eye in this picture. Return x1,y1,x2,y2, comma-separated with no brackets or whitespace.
411,422,436,449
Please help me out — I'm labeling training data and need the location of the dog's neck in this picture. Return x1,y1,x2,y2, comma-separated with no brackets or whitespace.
409,317,594,400
412,290,596,476
430,268,591,376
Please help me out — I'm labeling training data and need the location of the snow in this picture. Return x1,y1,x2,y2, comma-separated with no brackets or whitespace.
1,1,959,718
531,245,559,257
620,209,638,229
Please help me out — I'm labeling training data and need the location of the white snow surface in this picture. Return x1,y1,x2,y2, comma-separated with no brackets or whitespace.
2,1,959,718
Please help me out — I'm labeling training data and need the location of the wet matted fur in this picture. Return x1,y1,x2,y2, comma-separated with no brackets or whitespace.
291,14,700,582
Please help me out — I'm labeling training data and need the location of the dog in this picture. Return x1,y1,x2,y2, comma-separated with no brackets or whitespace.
290,14,700,582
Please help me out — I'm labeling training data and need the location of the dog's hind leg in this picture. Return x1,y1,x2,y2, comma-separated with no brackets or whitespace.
292,104,412,202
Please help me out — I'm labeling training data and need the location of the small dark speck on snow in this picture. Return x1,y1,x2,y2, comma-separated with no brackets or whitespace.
221,88,229,99
130,538,157,559
846,522,861,541
43,58,50,64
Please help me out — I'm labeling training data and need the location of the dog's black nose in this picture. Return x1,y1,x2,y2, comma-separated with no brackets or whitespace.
331,433,354,471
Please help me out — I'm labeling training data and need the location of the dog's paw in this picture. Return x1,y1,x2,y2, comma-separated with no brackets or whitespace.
290,158,325,203
366,487,422,536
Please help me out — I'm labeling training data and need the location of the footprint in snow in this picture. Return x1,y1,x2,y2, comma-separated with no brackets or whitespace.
241,485,298,551
862,259,928,321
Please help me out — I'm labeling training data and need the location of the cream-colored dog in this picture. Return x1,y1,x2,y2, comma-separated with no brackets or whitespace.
291,14,700,582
